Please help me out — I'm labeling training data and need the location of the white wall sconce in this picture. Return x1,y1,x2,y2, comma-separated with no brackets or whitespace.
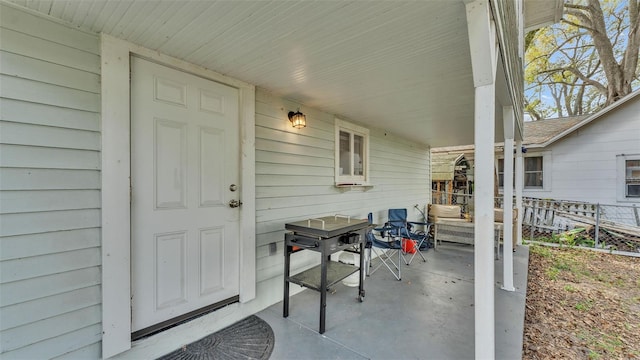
288,109,306,129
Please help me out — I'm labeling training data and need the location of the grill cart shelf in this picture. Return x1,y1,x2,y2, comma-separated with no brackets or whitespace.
288,261,360,292
283,215,368,334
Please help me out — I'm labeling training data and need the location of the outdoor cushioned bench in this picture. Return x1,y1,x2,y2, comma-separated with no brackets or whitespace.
428,204,517,259
427,204,471,246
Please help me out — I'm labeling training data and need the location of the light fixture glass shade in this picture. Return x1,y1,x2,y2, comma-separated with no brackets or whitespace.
288,111,306,128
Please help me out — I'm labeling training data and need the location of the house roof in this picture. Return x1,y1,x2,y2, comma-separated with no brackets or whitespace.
529,88,640,148
522,116,587,146
3,0,562,148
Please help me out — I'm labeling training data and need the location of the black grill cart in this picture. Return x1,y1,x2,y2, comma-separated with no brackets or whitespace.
283,215,368,334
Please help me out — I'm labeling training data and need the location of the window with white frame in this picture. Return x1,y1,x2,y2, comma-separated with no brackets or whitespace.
618,154,640,200
335,118,369,185
524,156,544,188
498,155,546,189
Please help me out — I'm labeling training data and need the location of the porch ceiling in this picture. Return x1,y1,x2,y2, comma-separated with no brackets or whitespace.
7,0,527,147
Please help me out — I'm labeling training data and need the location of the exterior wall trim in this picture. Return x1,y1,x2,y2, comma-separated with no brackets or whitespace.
100,34,256,358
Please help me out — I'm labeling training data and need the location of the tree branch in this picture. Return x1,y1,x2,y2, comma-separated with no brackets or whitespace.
564,67,608,94
562,18,599,34
536,66,607,94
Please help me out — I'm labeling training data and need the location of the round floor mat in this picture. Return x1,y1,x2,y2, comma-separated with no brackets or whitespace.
158,315,275,360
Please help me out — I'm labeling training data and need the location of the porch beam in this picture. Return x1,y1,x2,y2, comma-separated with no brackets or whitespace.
465,0,498,87
466,0,497,358
502,106,515,292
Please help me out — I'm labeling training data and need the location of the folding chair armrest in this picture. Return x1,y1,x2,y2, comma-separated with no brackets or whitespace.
373,224,393,232
408,221,431,226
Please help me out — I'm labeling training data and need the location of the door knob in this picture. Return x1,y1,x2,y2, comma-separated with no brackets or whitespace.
229,199,242,208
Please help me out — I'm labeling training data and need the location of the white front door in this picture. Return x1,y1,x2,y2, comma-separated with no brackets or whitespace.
130,57,240,333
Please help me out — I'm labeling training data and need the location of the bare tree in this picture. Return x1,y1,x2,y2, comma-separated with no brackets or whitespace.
525,0,640,119
564,0,639,104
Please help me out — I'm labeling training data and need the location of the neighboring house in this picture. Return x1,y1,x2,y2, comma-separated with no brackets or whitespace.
517,89,640,205
0,1,560,358
433,89,640,206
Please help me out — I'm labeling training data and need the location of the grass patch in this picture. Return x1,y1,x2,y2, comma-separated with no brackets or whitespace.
578,331,623,357
575,300,593,311
588,350,600,359
530,244,552,258
595,333,623,354
532,229,595,248
546,267,560,280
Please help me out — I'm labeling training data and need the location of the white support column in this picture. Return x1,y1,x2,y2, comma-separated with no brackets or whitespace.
502,107,515,292
466,0,497,357
473,83,496,360
515,140,524,245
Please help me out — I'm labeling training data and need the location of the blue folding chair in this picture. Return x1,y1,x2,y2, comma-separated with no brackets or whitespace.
366,212,404,280
365,209,432,281
385,208,431,265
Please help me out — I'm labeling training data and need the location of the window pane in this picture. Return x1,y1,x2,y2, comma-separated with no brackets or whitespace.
525,157,542,171
335,120,369,183
626,160,640,197
628,184,640,197
523,157,543,188
524,172,543,187
339,131,351,176
626,160,640,179
353,134,364,176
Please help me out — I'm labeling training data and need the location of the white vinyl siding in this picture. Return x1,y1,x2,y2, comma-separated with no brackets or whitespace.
527,97,640,204
255,89,430,291
0,4,102,359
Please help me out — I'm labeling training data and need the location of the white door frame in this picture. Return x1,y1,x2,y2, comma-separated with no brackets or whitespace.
100,34,256,359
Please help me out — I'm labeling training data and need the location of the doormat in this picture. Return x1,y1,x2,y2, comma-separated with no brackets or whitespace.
157,315,275,360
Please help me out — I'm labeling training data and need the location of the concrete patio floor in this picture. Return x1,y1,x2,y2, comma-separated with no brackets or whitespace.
257,242,530,360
